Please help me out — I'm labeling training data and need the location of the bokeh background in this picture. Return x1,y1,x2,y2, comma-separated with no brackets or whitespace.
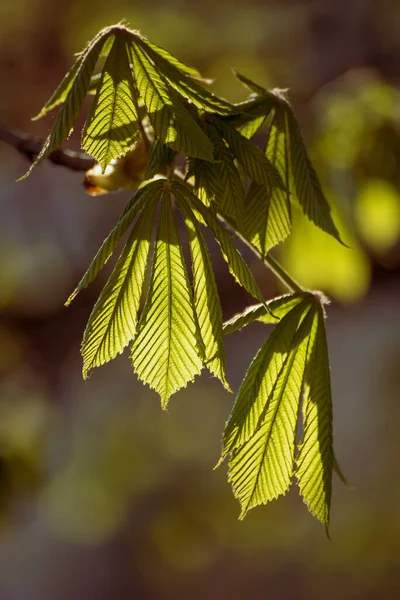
1,0,400,598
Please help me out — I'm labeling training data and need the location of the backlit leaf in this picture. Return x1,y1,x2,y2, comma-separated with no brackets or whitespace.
81,193,159,376
226,302,315,517
296,304,333,533
82,32,141,170
66,179,165,305
180,201,230,389
131,191,203,406
131,44,214,160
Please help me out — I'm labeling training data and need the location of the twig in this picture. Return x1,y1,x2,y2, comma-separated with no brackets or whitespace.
0,122,95,172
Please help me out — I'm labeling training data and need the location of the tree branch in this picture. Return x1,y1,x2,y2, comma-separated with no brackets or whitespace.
0,122,95,172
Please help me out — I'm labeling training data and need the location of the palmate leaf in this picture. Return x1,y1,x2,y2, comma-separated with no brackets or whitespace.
81,189,160,376
224,302,316,517
130,44,214,161
132,34,204,79
296,304,333,533
21,26,114,179
66,179,165,305
180,200,230,390
188,157,224,208
223,292,311,335
131,191,203,407
172,180,265,305
82,31,141,170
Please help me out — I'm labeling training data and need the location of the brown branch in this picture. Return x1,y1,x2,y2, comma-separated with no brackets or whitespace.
0,122,95,172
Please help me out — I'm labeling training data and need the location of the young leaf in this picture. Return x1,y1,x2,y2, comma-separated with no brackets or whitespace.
180,201,230,390
296,304,333,533
223,292,312,335
133,34,204,79
172,180,265,305
65,179,164,305
225,303,316,517
145,139,176,179
82,32,141,170
21,27,114,179
81,194,159,376
131,191,203,407
189,158,224,208
233,69,267,95
215,119,285,191
32,53,85,120
285,104,344,244
202,123,246,224
130,44,214,161
237,115,266,140
222,299,312,457
135,36,233,115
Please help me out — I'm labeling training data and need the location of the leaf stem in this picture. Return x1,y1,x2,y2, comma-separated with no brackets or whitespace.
215,213,303,294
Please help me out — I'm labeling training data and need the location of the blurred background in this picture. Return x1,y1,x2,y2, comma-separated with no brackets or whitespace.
1,0,400,598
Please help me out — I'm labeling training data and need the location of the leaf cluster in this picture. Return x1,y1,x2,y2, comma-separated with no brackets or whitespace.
23,24,348,532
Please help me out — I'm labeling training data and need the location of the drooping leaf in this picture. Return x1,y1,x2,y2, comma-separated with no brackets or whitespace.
189,157,224,208
82,32,141,170
81,193,159,376
130,44,214,160
132,33,204,79
285,103,344,244
172,180,265,305
225,302,316,517
136,36,233,115
65,179,164,305
237,114,266,139
203,123,245,224
180,201,230,389
215,119,285,191
145,139,176,179
296,304,333,533
32,53,85,120
21,27,114,179
223,292,312,335
131,191,203,406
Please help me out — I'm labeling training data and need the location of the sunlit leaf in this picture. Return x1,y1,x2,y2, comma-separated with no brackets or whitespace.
131,191,203,406
223,292,312,335
172,180,265,305
82,32,141,170
225,302,315,517
66,179,165,305
21,27,114,179
131,44,214,160
296,304,333,533
180,201,230,389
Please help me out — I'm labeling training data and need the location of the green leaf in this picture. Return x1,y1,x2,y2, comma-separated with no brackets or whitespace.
223,293,312,335
136,36,233,115
21,27,114,179
81,194,159,376
82,32,141,170
32,53,85,120
130,43,214,160
133,34,204,79
180,200,230,390
216,119,285,191
131,191,203,407
189,157,224,208
172,180,265,305
65,179,164,305
225,302,316,517
285,104,344,244
237,115,266,139
233,70,267,95
203,123,245,224
145,139,176,179
296,304,333,533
